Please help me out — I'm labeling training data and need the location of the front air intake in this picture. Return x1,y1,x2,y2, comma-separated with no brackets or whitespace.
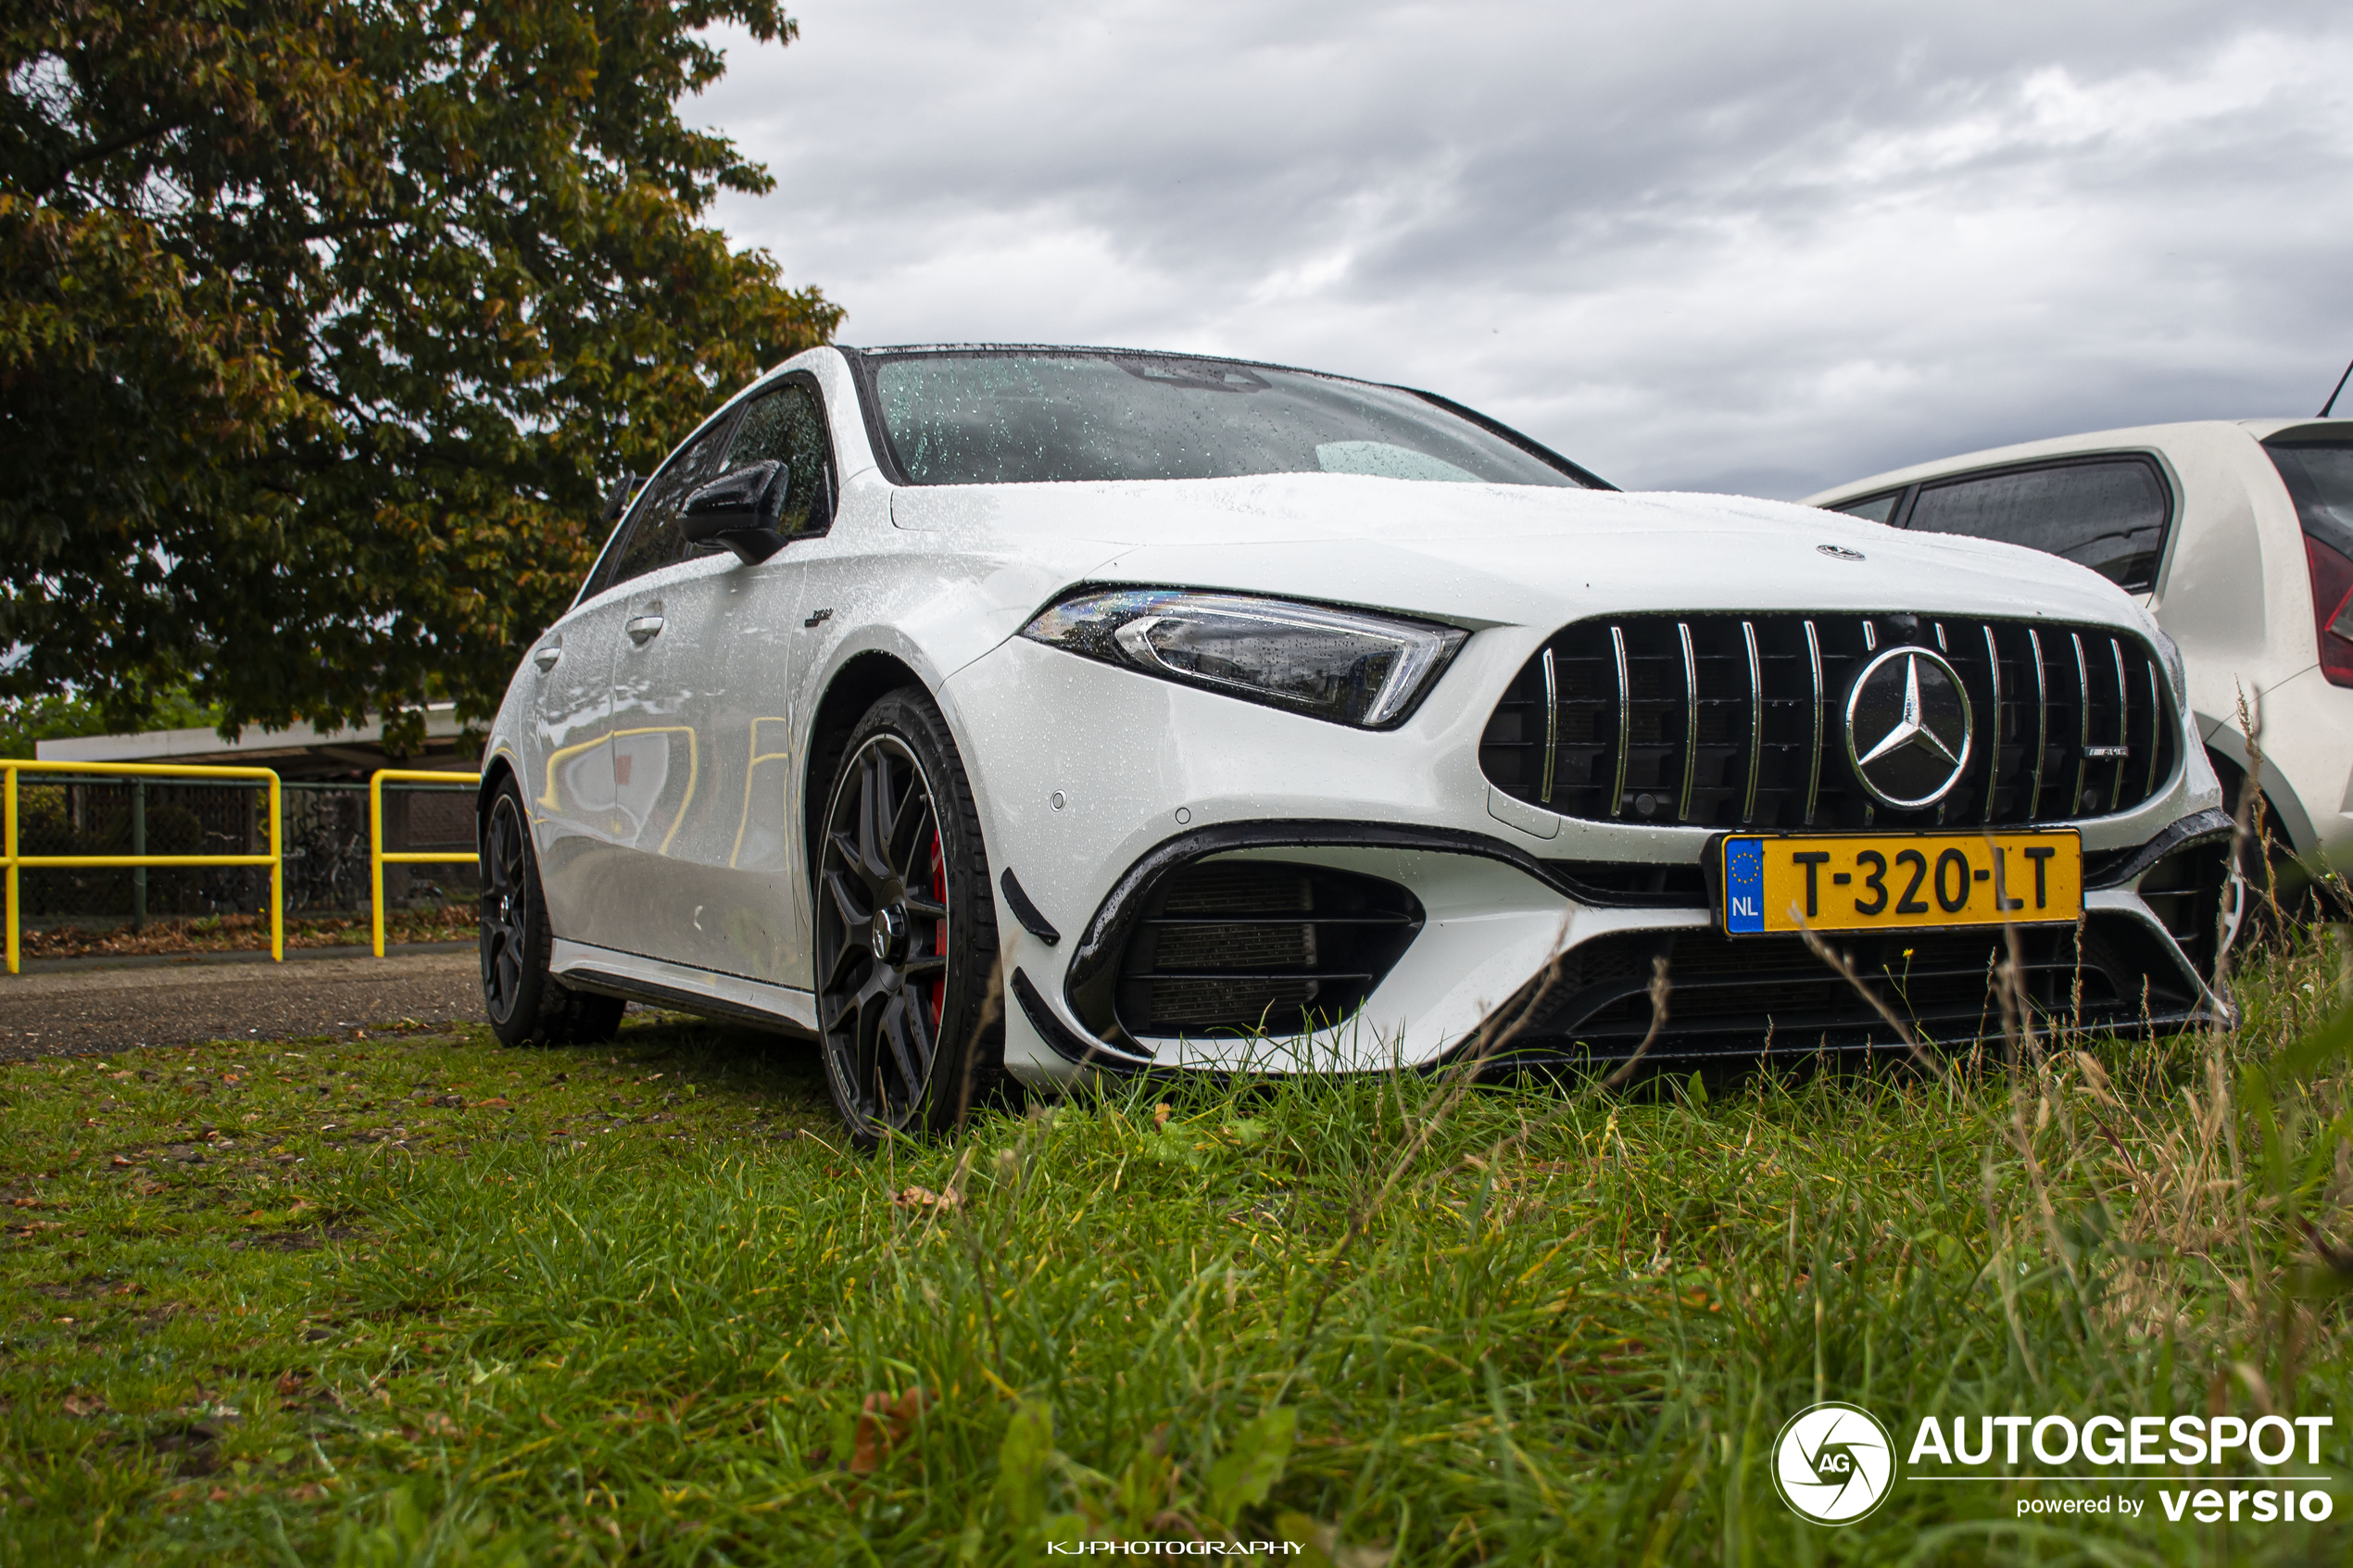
1111,859,1422,1039
1478,614,2178,831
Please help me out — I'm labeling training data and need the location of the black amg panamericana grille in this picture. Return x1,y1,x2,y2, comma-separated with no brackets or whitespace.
1112,860,1422,1038
1478,614,2178,830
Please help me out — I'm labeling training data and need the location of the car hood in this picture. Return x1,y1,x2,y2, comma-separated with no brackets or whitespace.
892,472,2152,634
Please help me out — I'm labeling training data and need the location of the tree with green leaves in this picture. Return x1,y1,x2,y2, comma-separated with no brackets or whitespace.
1,0,838,750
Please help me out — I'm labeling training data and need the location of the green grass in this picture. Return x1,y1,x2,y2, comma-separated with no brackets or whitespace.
3,928,2351,1565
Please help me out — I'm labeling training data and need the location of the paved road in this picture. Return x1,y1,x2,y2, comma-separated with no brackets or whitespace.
0,949,484,1062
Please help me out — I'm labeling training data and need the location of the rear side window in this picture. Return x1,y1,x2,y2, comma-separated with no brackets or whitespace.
724,379,837,537
1829,491,1902,524
1903,458,2173,594
2264,443,2353,555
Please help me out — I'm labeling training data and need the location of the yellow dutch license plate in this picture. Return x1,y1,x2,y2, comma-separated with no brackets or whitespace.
1718,831,2082,935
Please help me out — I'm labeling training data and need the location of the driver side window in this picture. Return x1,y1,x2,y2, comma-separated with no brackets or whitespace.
603,419,736,592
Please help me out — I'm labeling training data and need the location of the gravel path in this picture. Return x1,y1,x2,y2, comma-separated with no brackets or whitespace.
0,949,484,1062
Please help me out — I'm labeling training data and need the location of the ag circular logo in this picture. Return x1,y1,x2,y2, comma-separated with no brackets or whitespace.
1773,1401,1895,1524
1843,646,1973,809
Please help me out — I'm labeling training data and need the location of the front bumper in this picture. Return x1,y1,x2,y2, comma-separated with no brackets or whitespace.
945,633,2232,1084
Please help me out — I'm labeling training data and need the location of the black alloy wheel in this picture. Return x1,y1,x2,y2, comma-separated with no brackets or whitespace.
814,689,1000,1142
478,777,624,1047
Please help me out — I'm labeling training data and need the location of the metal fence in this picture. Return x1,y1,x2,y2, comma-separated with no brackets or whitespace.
11,775,476,925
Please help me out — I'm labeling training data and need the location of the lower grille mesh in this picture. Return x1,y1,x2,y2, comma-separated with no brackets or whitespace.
1486,914,2205,1060
1114,859,1422,1038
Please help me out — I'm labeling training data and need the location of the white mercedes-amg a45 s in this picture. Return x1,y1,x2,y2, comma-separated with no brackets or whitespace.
476,345,2236,1142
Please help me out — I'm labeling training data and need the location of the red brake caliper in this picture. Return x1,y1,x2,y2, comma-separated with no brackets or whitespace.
927,832,949,1025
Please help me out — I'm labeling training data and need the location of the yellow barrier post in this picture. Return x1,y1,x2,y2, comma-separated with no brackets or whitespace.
370,769,483,958
6,768,16,976
1,759,284,975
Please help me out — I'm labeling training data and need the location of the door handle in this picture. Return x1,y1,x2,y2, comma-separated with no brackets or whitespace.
625,614,666,646
532,646,561,671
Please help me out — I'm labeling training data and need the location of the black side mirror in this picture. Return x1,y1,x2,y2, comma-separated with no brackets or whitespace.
600,472,646,525
682,460,789,564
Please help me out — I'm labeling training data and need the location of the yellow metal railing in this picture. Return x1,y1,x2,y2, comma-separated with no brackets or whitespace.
371,769,482,957
4,759,283,974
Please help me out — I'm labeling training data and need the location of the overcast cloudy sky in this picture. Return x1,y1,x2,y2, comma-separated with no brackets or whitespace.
688,1,2353,498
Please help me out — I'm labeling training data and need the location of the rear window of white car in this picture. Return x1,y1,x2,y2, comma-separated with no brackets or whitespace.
857,349,1597,488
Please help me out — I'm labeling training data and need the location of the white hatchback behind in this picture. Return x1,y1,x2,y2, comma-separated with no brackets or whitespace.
1805,419,2353,897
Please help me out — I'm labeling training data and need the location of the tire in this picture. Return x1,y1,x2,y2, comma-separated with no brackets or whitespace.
478,776,625,1047
813,687,1003,1144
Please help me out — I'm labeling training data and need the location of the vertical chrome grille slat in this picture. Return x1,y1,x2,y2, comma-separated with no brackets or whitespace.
2027,628,2048,820
1676,621,1698,822
1539,646,1558,806
1742,621,1762,823
1609,625,1630,818
1982,623,2003,824
2070,632,2091,818
2108,638,2130,811
1804,619,1824,826
2145,661,2163,800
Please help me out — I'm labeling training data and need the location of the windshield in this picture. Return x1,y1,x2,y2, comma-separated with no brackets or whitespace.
860,348,1594,488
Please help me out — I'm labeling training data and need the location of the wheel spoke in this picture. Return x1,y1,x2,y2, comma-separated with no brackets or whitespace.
901,953,946,980
902,895,947,920
904,984,938,1074
887,792,933,879
858,751,893,881
856,987,889,1099
821,990,861,1036
824,868,871,928
829,828,880,898
819,933,868,996
880,998,922,1107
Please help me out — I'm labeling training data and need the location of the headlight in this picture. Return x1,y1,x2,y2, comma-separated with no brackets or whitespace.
1020,587,1466,728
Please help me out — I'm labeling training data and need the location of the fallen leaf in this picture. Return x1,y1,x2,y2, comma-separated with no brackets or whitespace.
472,1097,512,1110
849,1386,935,1474
1153,1102,1173,1129
893,1185,963,1212
62,1392,107,1417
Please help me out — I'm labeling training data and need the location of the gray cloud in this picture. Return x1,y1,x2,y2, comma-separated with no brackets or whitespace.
688,1,2353,496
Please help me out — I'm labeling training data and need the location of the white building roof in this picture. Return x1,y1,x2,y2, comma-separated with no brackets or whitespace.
36,704,477,777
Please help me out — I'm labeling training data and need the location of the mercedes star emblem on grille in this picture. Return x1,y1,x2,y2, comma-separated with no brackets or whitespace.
1818,544,1867,561
1843,646,1974,809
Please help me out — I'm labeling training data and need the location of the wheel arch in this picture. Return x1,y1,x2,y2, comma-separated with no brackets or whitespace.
802,649,930,890
477,750,522,827
2203,734,2318,854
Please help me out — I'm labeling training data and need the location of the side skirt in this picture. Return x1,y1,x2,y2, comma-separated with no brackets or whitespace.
549,939,820,1038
